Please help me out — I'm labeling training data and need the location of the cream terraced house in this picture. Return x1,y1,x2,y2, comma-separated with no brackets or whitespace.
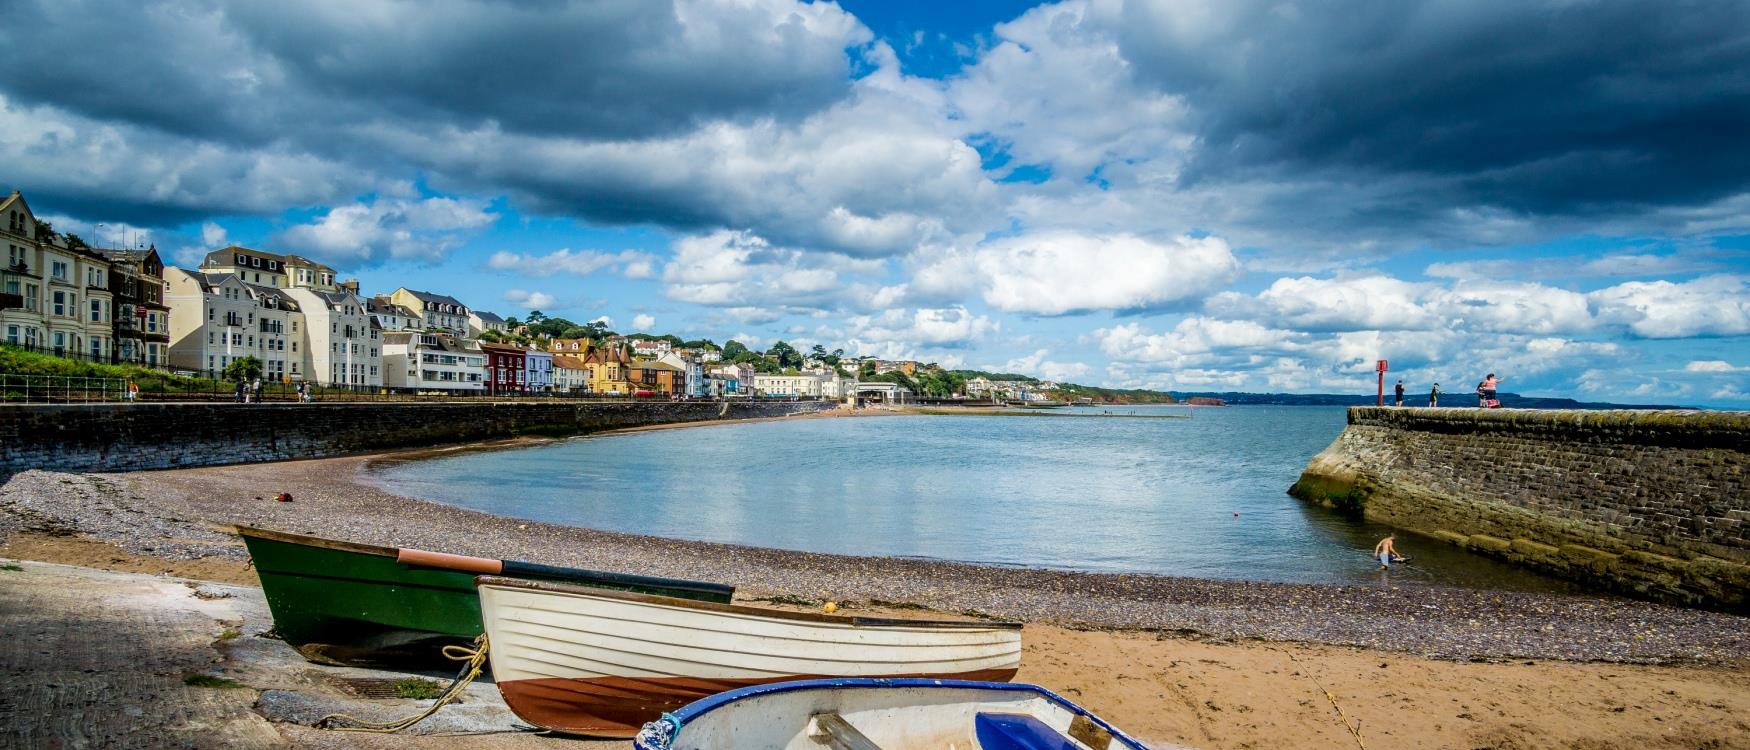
0,192,117,360
199,245,340,291
165,268,302,379
285,287,382,386
388,288,471,336
753,373,824,398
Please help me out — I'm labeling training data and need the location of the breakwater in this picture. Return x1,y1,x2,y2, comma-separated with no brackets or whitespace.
0,400,837,472
1290,407,1749,611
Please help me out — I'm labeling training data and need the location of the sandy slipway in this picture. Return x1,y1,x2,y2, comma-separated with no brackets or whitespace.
2,457,1747,668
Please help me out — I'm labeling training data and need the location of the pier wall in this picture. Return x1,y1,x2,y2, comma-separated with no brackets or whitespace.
0,400,838,473
1290,407,1750,610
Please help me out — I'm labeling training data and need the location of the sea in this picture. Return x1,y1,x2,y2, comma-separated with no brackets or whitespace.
372,405,1572,592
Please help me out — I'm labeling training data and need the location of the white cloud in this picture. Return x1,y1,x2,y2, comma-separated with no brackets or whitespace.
1588,275,1750,338
631,314,656,331
1685,360,1746,373
845,306,997,348
276,192,496,265
589,315,614,328
917,232,1238,315
488,248,656,278
1002,349,1092,382
503,289,556,310
200,221,228,247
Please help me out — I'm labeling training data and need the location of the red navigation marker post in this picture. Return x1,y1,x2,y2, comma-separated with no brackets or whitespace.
1376,359,1389,406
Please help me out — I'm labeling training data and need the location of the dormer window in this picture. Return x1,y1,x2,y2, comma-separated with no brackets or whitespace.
251,257,261,267
236,253,247,264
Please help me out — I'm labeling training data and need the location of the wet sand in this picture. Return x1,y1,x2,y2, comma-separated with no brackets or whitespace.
3,415,1750,748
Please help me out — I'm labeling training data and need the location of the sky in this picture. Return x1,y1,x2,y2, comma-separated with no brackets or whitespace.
4,0,1749,406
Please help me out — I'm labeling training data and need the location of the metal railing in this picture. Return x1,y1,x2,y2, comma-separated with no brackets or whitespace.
0,374,125,403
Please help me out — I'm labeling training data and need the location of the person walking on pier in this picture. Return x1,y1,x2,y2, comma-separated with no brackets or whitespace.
1394,379,1405,406
1374,533,1400,570
1479,373,1501,408
1428,382,1440,407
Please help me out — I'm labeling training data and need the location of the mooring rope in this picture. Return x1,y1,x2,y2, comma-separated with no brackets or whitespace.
319,634,489,733
1263,642,1367,750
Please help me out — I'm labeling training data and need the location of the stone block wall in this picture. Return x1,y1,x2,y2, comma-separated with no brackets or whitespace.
0,400,837,473
1290,407,1750,611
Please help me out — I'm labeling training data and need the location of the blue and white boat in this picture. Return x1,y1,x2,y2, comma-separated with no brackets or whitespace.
632,678,1152,750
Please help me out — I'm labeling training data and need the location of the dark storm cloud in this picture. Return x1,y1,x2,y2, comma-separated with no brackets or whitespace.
1102,0,1750,216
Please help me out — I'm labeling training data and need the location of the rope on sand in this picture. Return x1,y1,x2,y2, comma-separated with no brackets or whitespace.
1263,642,1367,750
318,634,489,733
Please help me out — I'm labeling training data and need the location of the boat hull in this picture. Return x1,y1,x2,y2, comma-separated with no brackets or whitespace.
478,577,1024,737
243,529,485,667
240,528,734,669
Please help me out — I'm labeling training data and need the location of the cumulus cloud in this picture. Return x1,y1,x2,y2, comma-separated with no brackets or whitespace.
1685,360,1746,373
503,289,556,310
917,232,1238,315
1587,275,1750,339
1002,349,1092,382
660,230,901,316
488,248,656,278
843,307,997,352
276,193,496,265
631,314,656,331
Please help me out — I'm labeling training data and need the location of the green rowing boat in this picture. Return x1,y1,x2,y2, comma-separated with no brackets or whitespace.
238,526,734,668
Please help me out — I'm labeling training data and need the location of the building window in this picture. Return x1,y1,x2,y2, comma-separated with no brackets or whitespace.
5,325,16,344
90,337,102,359
51,260,68,280
23,283,37,312
90,299,103,322
52,290,69,316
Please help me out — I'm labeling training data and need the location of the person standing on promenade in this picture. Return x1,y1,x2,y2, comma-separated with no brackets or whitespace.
1374,533,1400,570
1394,379,1406,406
125,380,138,402
234,379,245,403
1482,373,1501,407
1428,382,1440,407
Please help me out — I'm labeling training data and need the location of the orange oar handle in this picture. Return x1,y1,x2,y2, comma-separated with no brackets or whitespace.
397,548,505,574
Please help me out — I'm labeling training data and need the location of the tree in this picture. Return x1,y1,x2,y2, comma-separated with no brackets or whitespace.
722,340,749,360
63,233,90,250
33,220,57,242
526,310,548,324
560,326,591,339
223,356,264,383
768,340,801,369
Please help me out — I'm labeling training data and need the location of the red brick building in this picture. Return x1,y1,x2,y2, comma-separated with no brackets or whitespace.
480,342,527,395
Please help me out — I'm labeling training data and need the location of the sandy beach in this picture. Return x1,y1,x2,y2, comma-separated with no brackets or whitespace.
3,417,1749,749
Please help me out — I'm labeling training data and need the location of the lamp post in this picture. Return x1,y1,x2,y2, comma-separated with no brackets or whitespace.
1376,359,1389,406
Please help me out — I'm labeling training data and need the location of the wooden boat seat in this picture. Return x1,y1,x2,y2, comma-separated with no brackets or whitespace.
806,712,884,750
974,712,1111,750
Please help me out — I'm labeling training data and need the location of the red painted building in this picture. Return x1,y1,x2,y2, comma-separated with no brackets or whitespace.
480,342,527,395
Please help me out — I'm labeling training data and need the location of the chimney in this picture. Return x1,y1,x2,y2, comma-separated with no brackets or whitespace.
341,279,360,294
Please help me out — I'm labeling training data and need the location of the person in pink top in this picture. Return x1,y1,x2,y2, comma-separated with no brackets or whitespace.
1480,373,1501,407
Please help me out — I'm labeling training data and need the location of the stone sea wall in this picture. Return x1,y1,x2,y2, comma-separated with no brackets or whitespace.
1291,407,1750,611
1,400,837,473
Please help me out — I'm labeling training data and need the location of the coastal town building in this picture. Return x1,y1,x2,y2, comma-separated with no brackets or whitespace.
656,351,705,398
549,338,592,356
631,338,671,358
526,348,553,393
480,342,527,394
165,268,300,380
583,342,633,395
366,296,421,332
552,353,589,393
468,310,508,337
631,358,683,396
101,247,170,367
754,373,822,398
197,246,340,292
284,287,382,386
857,381,913,405
0,192,120,361
382,331,485,392
388,288,471,335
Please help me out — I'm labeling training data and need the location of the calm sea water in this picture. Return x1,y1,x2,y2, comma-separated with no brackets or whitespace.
373,406,1571,592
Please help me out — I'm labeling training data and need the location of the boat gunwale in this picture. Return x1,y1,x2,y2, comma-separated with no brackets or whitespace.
647,677,1147,750
236,525,399,559
478,576,1024,630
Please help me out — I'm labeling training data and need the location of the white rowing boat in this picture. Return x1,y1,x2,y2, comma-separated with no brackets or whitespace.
476,576,1023,737
631,678,1153,750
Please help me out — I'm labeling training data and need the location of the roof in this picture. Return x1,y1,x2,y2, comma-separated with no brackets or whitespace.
478,342,527,354
398,288,469,309
241,283,301,311
551,354,591,370
473,310,505,323
634,359,683,372
200,246,336,272
366,296,419,318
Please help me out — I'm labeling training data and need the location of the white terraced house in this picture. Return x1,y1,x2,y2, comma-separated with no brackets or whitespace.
165,268,302,379
285,287,382,386
753,373,824,398
382,331,485,392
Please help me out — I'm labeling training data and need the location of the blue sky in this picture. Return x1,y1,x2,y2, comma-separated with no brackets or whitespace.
4,0,1748,406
